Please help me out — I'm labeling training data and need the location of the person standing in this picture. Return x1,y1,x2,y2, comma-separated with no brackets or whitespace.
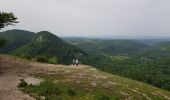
75,59,79,66
72,59,76,65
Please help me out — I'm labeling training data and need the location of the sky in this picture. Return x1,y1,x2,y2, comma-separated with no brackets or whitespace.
0,0,170,37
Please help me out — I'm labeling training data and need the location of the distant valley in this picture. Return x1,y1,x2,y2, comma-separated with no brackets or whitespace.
64,36,170,91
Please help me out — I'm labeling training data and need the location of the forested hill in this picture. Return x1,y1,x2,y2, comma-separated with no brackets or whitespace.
0,29,34,53
64,37,170,91
64,38,150,55
0,29,86,64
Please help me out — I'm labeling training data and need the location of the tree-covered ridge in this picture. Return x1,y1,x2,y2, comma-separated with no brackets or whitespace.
64,38,150,55
65,38,170,91
0,29,34,53
0,30,86,64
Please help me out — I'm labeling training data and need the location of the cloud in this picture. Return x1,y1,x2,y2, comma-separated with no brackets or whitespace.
0,0,170,36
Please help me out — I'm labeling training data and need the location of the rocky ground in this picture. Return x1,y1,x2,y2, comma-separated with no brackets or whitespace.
0,54,170,100
0,55,89,100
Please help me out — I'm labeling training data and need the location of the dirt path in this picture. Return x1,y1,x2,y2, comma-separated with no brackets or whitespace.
0,55,35,100
0,55,87,100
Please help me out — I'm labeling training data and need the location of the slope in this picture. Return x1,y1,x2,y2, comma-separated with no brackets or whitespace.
0,54,170,100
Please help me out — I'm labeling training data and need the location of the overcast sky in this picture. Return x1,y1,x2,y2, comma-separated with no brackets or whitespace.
0,0,170,36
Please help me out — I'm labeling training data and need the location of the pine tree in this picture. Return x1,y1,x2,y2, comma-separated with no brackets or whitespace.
0,12,18,46
0,12,18,29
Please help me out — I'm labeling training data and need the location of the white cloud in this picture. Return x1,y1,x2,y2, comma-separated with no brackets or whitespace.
0,0,170,36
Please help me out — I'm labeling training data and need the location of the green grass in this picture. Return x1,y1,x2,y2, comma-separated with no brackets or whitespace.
19,80,117,100
18,65,170,100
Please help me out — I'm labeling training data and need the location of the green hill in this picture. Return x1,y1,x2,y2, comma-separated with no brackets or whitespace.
65,38,150,55
0,30,86,64
0,29,34,53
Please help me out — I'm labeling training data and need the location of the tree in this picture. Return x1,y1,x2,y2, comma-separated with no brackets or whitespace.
0,12,18,29
0,37,7,46
0,12,18,46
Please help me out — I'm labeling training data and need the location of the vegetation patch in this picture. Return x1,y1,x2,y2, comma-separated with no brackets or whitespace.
36,55,58,64
18,80,116,100
111,55,130,61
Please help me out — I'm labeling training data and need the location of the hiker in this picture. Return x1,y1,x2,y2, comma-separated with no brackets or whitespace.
75,59,79,66
72,58,76,65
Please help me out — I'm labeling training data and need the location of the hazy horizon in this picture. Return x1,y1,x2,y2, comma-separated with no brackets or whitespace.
1,0,170,36
2,29,170,40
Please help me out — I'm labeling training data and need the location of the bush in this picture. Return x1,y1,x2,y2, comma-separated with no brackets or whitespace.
36,55,58,64
45,95,62,100
37,81,62,96
36,55,49,63
0,37,7,46
67,87,76,96
18,79,28,88
48,56,58,64
94,94,111,100
19,81,81,99
20,54,32,60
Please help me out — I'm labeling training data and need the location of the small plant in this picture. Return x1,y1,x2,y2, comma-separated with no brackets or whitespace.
36,55,49,63
48,56,58,64
94,94,111,100
18,79,28,88
67,87,76,96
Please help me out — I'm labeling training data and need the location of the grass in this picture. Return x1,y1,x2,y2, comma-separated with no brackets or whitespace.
18,64,170,100
19,80,117,100
1,54,170,100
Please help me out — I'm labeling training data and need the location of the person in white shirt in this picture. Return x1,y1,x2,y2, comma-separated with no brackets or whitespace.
75,59,79,66
72,59,76,65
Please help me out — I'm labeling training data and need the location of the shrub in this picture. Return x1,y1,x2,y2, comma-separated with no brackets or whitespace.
38,81,62,96
0,37,7,46
36,55,49,63
94,94,111,100
67,87,76,96
20,54,32,60
48,56,58,64
36,55,58,64
18,79,28,88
